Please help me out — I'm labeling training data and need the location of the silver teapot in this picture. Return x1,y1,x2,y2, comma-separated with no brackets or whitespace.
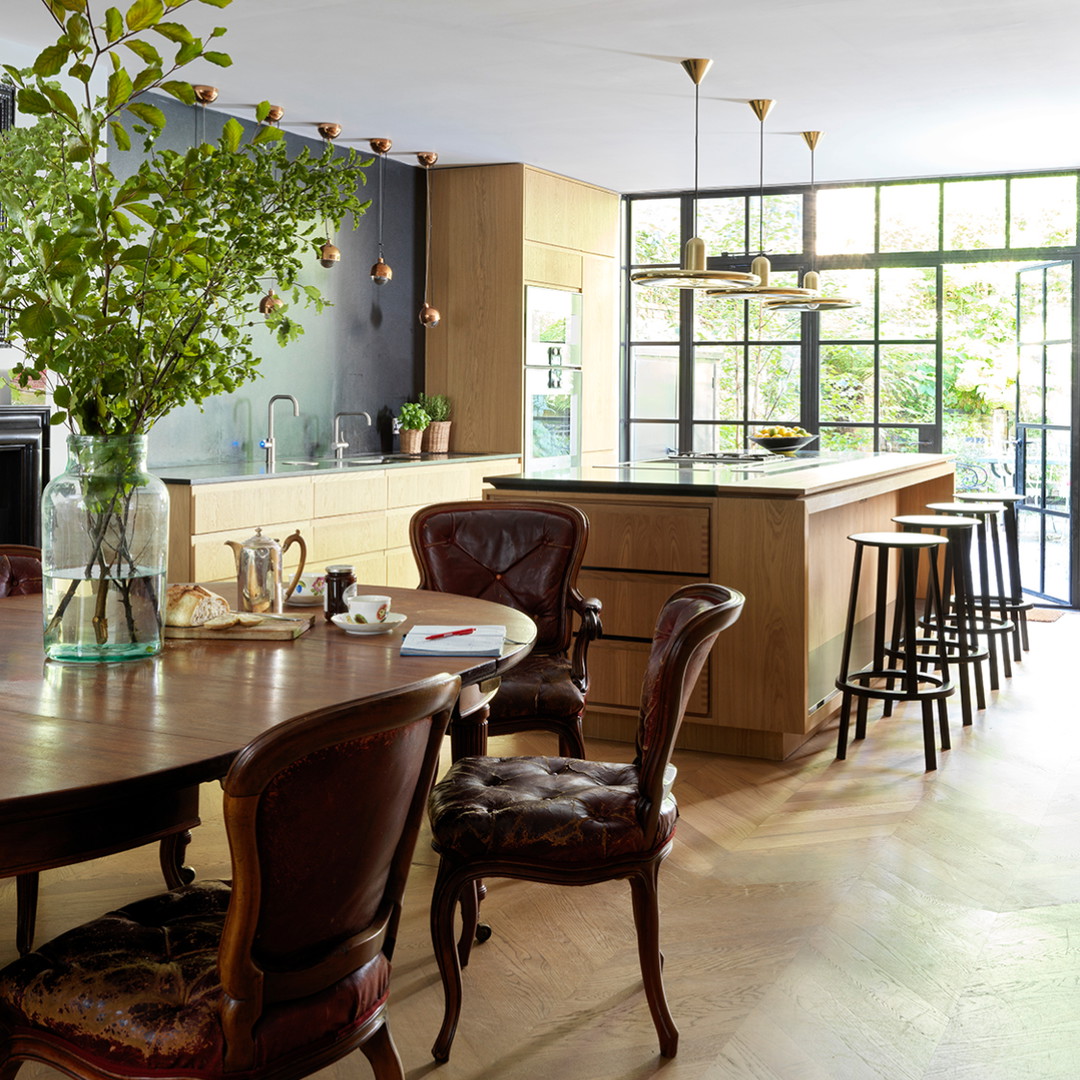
224,527,307,614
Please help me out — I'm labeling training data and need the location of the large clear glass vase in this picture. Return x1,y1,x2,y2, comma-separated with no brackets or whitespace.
41,434,169,662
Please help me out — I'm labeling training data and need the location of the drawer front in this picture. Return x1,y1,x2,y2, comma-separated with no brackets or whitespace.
336,551,386,587
470,459,522,491
573,500,711,575
387,465,471,509
192,478,313,533
589,640,710,718
312,471,387,518
308,512,387,567
385,546,421,588
577,570,707,640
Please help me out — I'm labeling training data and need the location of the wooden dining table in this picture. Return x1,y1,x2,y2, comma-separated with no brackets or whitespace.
0,584,536,950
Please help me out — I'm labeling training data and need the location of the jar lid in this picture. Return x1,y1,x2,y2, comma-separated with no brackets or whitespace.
325,564,355,573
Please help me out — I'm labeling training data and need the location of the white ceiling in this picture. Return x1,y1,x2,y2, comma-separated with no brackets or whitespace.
4,0,1079,193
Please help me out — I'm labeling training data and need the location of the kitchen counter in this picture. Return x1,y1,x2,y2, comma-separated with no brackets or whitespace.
157,452,519,486
485,451,956,760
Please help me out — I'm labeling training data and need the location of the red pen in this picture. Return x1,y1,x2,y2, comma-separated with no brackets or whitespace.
425,628,477,640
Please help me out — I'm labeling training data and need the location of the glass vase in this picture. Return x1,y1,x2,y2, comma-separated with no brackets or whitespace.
41,434,169,662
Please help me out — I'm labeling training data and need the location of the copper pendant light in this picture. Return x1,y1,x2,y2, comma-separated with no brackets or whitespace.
705,100,818,302
370,138,394,286
319,242,341,268
631,60,759,291
418,152,440,327
258,288,283,316
763,131,859,312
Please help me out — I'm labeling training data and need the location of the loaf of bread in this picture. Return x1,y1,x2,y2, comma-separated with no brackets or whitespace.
165,584,231,627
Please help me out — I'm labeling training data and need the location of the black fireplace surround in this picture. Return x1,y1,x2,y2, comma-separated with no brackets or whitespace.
0,406,51,546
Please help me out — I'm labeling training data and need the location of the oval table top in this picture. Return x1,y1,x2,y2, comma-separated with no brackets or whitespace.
0,585,536,826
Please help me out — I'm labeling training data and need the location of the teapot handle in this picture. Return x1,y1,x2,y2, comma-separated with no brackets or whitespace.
281,530,308,600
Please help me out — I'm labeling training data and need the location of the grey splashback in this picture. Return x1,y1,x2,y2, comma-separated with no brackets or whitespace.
108,94,425,467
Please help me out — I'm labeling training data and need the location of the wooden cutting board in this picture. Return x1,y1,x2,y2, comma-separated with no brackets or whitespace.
165,613,316,641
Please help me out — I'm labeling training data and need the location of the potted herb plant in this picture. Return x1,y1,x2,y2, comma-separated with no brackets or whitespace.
0,0,370,661
418,392,452,453
397,401,430,456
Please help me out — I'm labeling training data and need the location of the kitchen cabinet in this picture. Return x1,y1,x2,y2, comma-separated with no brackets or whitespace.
164,457,522,587
425,163,619,467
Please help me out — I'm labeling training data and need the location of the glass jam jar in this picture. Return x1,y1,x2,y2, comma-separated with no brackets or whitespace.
323,564,356,621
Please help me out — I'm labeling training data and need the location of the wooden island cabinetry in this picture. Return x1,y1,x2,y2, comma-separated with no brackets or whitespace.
425,163,620,466
486,452,955,760
163,456,521,587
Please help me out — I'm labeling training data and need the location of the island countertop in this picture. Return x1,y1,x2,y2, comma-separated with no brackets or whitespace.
484,450,954,499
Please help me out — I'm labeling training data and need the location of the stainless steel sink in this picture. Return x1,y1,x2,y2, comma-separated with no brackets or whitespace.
277,454,423,469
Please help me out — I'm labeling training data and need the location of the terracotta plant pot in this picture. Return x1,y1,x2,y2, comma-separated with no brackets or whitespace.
400,428,424,455
423,420,451,453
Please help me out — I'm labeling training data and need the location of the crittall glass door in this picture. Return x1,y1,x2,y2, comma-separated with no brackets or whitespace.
1015,262,1075,603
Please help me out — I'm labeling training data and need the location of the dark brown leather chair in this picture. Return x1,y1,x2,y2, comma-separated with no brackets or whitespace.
0,545,42,598
410,500,602,759
0,673,460,1080
426,584,745,1061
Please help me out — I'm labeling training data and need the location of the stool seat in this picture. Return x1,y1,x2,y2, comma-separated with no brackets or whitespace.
847,532,949,549
954,491,1027,504
893,514,981,530
927,501,1002,515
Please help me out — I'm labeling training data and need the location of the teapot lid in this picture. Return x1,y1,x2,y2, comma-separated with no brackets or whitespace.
241,527,279,549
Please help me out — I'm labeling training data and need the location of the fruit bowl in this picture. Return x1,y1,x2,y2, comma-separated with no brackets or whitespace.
749,434,819,454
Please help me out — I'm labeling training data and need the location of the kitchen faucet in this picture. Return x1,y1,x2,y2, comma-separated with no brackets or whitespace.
331,410,372,462
261,394,300,471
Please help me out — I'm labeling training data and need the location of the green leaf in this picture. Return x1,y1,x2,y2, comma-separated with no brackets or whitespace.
53,385,72,408
197,0,231,8
210,25,227,37
16,88,52,115
106,68,133,113
131,65,163,95
251,124,284,145
18,305,56,337
124,203,159,226
159,79,195,105
54,0,88,12
104,6,124,42
124,38,162,64
43,84,78,121
174,40,201,64
202,50,231,67
125,0,164,32
2,65,26,86
67,61,93,82
254,100,272,123
152,21,192,43
220,116,243,153
65,12,93,49
126,102,166,129
66,140,92,162
33,44,70,77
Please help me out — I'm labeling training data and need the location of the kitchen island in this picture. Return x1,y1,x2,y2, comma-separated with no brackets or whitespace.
485,451,955,760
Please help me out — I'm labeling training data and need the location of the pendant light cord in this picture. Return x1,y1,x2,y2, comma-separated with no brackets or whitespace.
423,163,432,302
377,152,385,261
758,114,765,255
693,79,700,237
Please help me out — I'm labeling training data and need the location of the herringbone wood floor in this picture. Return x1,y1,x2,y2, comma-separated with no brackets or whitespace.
2,611,1078,1079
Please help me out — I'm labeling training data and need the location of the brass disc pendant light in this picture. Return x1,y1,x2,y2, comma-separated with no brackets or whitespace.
706,100,818,301
417,152,440,327
764,131,859,311
370,138,393,286
630,60,759,291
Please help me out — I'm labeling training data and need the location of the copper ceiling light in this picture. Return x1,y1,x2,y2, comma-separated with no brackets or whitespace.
264,104,285,124
370,138,393,286
705,100,819,302
258,288,283,316
630,60,759,291
192,85,218,104
319,241,341,268
417,152,440,327
316,122,341,141
763,131,859,312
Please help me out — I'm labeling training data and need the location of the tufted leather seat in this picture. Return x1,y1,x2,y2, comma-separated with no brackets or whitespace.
0,547,42,598
410,501,601,759
429,756,675,864
0,674,461,1080
427,584,745,1064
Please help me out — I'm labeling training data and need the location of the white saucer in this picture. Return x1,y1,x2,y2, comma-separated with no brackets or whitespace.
286,593,324,607
331,611,408,635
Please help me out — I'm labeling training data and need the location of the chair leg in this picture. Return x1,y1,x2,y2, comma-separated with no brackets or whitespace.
456,880,485,968
159,831,195,889
430,860,468,1063
836,690,852,760
628,860,679,1058
358,1019,405,1080
15,873,39,957
558,716,586,759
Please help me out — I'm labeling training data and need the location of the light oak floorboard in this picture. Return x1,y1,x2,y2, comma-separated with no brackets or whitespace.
2,612,1078,1079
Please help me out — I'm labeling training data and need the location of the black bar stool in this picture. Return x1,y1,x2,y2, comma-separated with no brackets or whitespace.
835,532,953,771
927,501,1014,690
892,514,988,727
952,491,1032,658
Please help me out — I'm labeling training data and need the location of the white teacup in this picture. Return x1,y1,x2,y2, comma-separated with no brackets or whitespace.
347,594,392,624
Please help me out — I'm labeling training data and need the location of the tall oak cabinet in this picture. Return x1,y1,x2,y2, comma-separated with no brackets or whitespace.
425,163,620,465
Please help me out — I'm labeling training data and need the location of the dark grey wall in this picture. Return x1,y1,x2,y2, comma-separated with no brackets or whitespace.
110,94,425,466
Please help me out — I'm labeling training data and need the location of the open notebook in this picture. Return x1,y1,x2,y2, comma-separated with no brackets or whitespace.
400,625,506,657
